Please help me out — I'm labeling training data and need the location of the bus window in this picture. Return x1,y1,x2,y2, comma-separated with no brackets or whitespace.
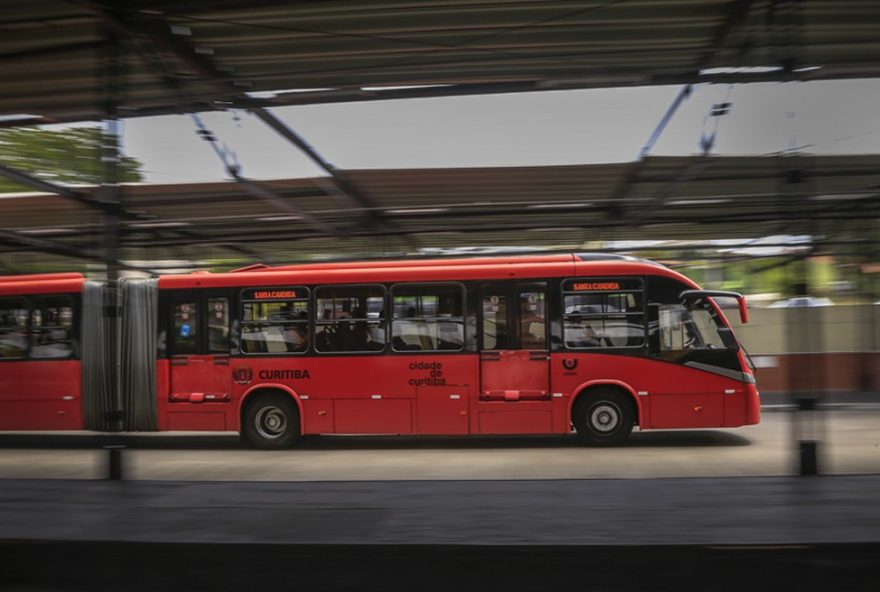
207,297,230,354
481,291,509,350
30,295,73,359
240,287,309,354
173,300,198,355
519,289,546,349
315,285,385,352
658,303,726,352
0,297,28,359
562,278,645,349
391,283,464,352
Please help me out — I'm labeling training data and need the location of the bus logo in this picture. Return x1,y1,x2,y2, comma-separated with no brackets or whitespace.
233,366,253,385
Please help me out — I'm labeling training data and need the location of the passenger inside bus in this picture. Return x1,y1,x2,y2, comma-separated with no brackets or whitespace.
349,307,371,350
284,311,309,352
519,310,546,349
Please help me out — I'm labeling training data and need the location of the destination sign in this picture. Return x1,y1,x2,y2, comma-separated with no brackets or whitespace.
571,281,619,291
242,287,306,301
564,278,642,292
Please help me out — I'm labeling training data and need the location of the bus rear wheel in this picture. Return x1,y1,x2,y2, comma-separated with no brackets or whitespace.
242,393,300,449
573,389,634,445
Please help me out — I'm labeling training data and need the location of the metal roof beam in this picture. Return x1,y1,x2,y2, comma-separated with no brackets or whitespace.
696,0,758,70
233,176,341,238
8,0,880,128
606,85,693,221
611,0,757,224
0,162,123,216
82,4,392,233
185,112,342,238
0,70,861,130
75,5,350,242
251,107,387,225
169,228,279,264
0,228,138,269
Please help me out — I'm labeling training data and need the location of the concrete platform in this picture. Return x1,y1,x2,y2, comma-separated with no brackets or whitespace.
1,397,877,590
1,476,878,591
1,475,878,546
2,408,879,480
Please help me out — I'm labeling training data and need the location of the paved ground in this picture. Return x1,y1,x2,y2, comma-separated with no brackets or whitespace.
1,475,879,546
1,406,877,591
0,408,877,480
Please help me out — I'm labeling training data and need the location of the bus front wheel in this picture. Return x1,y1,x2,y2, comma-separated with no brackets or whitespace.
573,389,634,445
242,393,300,449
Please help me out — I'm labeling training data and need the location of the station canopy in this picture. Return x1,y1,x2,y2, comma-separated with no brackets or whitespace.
1,154,877,269
2,0,880,125
1,1,879,269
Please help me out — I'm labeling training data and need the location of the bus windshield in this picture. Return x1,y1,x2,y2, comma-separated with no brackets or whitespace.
658,299,730,351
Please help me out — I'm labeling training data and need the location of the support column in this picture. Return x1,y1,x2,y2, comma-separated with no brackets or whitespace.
781,165,825,476
101,27,125,432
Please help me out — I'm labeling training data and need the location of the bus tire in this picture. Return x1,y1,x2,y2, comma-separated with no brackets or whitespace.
573,388,634,445
242,393,300,449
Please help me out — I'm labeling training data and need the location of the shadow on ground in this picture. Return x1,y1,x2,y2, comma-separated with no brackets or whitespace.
0,430,752,451
1,541,876,592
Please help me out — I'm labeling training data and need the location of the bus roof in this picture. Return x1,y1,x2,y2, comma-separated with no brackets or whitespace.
0,272,84,284
159,254,695,290
0,274,86,295
229,253,579,273
228,253,665,273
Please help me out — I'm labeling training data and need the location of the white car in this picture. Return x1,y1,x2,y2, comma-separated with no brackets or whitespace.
767,296,834,308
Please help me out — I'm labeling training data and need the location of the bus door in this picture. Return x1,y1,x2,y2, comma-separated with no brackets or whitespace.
478,282,552,433
168,291,232,423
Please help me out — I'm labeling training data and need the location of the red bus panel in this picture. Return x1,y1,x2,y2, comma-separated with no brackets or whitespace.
0,360,82,430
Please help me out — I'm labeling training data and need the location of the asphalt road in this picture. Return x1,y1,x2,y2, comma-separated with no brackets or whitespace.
0,408,877,480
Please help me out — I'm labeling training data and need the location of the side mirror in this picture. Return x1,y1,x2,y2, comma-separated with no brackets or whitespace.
679,289,749,324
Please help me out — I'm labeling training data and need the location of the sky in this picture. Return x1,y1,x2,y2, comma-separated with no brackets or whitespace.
102,78,880,184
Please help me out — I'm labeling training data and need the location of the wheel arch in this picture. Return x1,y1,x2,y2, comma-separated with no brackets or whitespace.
238,383,304,434
569,379,642,427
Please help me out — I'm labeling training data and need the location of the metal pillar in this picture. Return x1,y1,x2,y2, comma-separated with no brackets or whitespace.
781,167,825,476
101,27,125,432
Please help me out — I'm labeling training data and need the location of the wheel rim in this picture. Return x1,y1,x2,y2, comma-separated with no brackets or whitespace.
589,402,621,434
255,405,288,440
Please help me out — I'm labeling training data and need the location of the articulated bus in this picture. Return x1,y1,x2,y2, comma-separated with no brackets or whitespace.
0,254,759,448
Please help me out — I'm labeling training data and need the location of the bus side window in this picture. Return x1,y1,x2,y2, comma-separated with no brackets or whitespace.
207,297,229,354
519,290,546,349
30,295,74,359
173,300,198,355
391,283,464,352
315,285,386,353
0,297,28,359
240,288,309,355
481,292,508,350
561,279,645,349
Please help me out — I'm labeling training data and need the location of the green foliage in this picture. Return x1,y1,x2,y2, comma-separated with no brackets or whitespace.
643,251,872,299
0,127,142,192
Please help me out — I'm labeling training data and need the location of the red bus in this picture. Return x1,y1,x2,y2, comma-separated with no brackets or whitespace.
0,273,84,430
0,254,759,447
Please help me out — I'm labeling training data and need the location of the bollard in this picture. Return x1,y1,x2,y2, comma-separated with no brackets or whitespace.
799,440,819,476
105,445,125,480
796,396,820,476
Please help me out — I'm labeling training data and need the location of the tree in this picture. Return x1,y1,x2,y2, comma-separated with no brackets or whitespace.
0,127,143,192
